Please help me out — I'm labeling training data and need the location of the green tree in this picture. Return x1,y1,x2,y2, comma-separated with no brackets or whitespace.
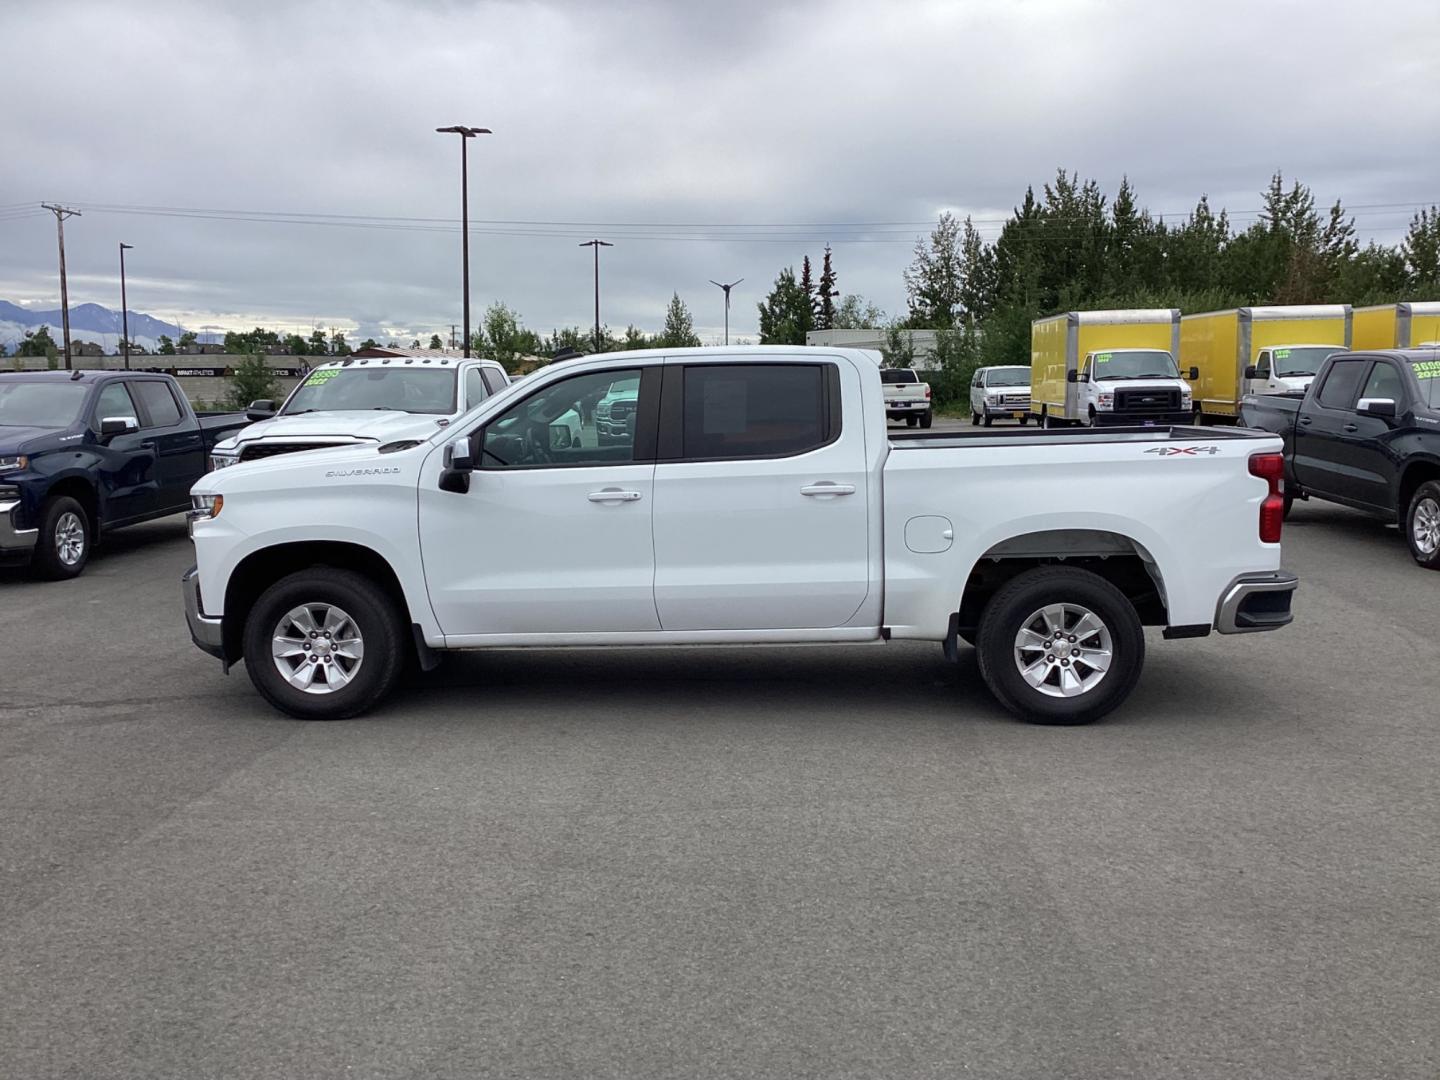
1403,206,1440,292
815,244,838,330
225,353,281,410
622,325,652,350
477,302,543,372
358,337,379,351
656,292,701,348
903,211,965,328
309,329,329,355
283,333,309,355
799,256,816,323
16,326,59,358
428,334,443,350
832,294,886,329
757,267,812,345
157,334,176,355
178,330,197,350
879,321,916,368
330,332,351,356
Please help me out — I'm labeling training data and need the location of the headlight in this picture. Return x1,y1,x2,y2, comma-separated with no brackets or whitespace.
0,455,29,473
209,451,239,470
1096,393,1114,409
189,493,224,520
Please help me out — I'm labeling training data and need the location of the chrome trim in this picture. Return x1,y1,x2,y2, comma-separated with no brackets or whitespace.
0,499,38,552
1215,571,1298,634
182,565,226,659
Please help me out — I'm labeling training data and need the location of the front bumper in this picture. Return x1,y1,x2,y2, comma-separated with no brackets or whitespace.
182,565,227,661
1094,409,1195,427
1215,570,1298,634
0,499,38,556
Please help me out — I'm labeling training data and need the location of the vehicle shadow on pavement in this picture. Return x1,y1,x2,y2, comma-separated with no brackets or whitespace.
0,515,188,585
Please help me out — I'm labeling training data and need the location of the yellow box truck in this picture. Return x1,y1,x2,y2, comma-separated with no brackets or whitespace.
1030,309,1192,426
1181,305,1350,421
1352,302,1440,349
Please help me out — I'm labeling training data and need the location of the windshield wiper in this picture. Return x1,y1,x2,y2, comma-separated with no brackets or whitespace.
283,408,316,415
1278,371,1315,378
1134,373,1178,379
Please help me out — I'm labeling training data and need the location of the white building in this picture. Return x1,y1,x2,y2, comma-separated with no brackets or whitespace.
805,328,942,369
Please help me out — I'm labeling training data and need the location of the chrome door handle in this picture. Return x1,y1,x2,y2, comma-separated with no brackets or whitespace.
1298,417,1312,425
800,482,856,497
588,489,642,503
1343,423,1358,432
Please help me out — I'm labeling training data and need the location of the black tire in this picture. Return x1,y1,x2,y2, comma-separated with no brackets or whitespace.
971,412,981,426
983,415,993,427
31,495,91,580
919,410,933,429
243,567,405,719
1282,481,1295,521
906,415,918,427
975,566,1145,725
1405,480,1440,570
1019,415,1029,426
1086,407,1098,428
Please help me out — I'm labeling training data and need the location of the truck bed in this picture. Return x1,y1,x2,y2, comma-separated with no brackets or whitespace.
889,425,1270,450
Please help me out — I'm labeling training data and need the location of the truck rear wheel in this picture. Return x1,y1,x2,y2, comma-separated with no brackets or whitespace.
1405,480,1440,570
31,495,91,580
243,567,405,719
974,566,1145,725
919,410,933,429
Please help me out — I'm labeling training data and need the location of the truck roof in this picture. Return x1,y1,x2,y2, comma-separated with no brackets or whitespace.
312,355,487,370
1183,304,1351,321
0,369,165,384
1034,309,1179,327
546,344,886,368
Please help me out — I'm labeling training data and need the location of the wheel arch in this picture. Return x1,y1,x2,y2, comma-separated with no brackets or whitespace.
1397,457,1440,524
222,541,412,662
955,528,1169,639
39,475,98,532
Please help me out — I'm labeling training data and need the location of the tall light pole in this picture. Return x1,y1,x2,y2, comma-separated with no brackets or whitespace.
119,243,134,370
709,278,743,345
435,125,492,357
579,239,613,352
41,203,81,369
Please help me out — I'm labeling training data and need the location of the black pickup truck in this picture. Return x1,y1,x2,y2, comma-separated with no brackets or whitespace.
0,371,247,578
1239,348,1440,569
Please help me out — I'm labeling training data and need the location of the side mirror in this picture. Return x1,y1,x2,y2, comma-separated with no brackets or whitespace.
1244,365,1259,380
1066,369,1079,383
439,436,474,494
99,415,139,439
1188,366,1200,380
246,399,277,421
1357,397,1397,419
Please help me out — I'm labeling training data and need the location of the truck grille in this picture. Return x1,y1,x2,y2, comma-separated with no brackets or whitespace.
1114,389,1179,412
238,441,350,462
1000,393,1030,409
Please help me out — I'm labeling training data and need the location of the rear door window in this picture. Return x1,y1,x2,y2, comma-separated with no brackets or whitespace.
680,364,833,460
481,368,509,395
130,380,183,427
1315,360,1368,411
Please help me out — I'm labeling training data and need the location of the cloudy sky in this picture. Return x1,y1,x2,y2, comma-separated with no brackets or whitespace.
3,0,1438,345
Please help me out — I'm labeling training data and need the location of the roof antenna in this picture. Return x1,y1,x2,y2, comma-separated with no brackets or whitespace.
70,368,84,380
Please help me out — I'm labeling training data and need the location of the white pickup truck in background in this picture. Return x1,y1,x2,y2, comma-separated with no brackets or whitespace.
208,355,512,470
184,346,1297,725
881,367,933,427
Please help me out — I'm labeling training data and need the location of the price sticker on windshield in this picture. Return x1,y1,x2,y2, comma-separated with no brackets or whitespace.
1095,352,1112,363
1412,360,1440,379
1275,348,1292,359
304,370,339,387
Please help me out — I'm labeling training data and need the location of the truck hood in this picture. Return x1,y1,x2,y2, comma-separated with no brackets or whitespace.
214,410,452,451
0,424,83,455
194,437,430,497
1093,378,1189,391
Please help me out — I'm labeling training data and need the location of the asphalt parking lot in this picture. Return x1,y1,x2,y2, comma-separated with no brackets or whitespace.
2,466,1437,1078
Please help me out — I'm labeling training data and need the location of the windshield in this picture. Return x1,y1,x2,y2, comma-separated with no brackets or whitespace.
281,367,457,416
1271,346,1346,378
1089,350,1179,380
1410,356,1440,408
881,369,919,384
984,367,1030,387
0,380,89,429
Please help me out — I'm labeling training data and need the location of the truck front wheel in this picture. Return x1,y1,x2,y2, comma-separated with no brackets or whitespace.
31,495,91,580
1406,480,1440,570
243,567,406,719
974,566,1145,725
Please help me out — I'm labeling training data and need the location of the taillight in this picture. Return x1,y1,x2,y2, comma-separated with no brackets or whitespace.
1249,452,1284,543
925,386,932,399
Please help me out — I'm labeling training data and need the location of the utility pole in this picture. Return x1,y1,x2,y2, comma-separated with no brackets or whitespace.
709,278,744,346
579,239,614,352
435,125,492,358
450,324,457,350
119,243,134,370
41,203,81,369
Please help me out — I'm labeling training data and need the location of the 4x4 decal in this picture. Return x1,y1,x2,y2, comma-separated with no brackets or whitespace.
1144,446,1220,456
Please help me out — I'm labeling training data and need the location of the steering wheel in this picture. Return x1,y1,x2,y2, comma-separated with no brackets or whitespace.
522,423,554,464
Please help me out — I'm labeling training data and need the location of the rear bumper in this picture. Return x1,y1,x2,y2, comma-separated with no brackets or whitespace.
1214,570,1298,634
0,499,38,556
182,564,227,661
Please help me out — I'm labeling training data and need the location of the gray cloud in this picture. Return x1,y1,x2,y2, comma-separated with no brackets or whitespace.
3,0,1438,342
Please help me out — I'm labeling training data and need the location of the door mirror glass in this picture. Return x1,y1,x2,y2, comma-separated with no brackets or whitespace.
1188,366,1200,380
1244,365,1259,380
1066,369,1079,383
246,399,277,421
99,415,139,438
1356,397,1397,419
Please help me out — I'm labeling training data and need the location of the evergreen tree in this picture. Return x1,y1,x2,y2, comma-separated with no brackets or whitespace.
799,256,816,324
1403,206,1440,291
657,293,701,348
428,334,443,350
903,211,965,327
815,245,838,330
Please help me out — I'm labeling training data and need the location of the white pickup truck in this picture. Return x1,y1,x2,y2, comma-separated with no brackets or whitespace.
880,367,933,427
208,355,512,470
183,346,1297,724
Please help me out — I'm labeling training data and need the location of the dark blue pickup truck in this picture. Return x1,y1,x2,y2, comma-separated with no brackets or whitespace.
0,371,247,578
1239,348,1440,570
